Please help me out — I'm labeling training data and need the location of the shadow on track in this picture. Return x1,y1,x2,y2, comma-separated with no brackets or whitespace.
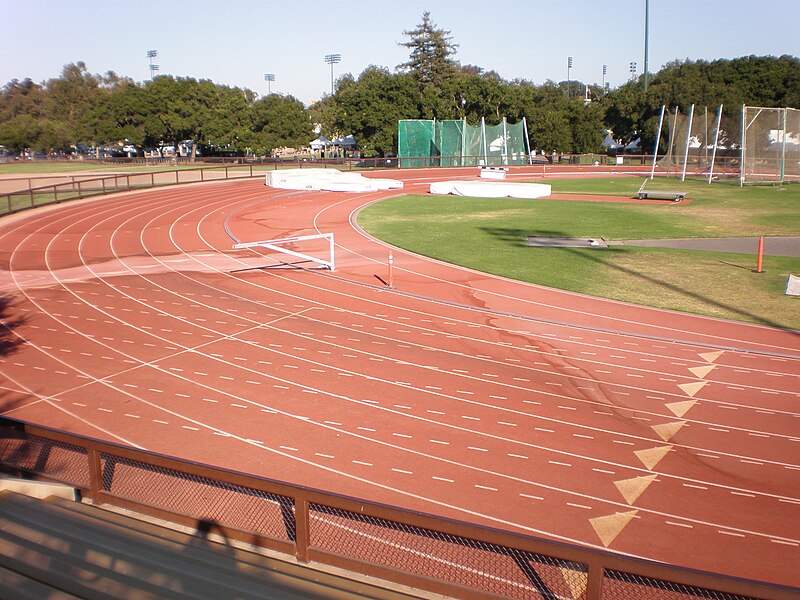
0,294,26,357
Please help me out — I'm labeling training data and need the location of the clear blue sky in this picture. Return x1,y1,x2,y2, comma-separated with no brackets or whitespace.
2,0,798,105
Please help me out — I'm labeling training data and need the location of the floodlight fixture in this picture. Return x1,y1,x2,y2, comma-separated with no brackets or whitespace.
147,50,159,80
324,53,341,96
264,73,275,95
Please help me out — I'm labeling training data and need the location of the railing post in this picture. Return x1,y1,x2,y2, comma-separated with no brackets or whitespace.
586,562,604,599
295,496,310,563
87,446,103,502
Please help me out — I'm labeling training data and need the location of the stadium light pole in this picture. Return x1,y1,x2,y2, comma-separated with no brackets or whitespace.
264,73,275,95
324,53,341,96
644,0,650,90
602,64,607,96
146,50,159,81
567,56,573,97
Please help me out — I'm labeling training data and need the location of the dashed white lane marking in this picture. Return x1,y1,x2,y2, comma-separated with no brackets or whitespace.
520,493,544,501
10,196,792,556
718,530,746,538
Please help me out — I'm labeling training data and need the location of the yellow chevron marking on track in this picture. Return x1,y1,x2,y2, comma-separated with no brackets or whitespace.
689,364,717,379
651,421,686,442
589,510,639,547
678,381,708,398
560,567,588,599
634,445,673,470
666,400,697,418
614,475,658,505
699,350,724,363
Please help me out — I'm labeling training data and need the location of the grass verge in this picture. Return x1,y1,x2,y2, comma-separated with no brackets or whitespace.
358,179,800,329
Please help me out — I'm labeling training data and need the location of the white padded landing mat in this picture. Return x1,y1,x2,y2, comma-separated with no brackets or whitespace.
266,168,403,192
430,180,551,199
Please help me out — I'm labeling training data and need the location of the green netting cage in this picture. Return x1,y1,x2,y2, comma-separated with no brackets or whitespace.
398,118,529,168
397,120,436,167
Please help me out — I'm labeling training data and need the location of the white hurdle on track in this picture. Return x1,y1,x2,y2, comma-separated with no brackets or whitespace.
233,233,335,271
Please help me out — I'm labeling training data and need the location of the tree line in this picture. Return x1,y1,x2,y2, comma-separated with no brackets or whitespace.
1,13,797,159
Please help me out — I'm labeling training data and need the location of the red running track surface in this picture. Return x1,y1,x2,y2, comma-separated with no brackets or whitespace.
0,167,798,587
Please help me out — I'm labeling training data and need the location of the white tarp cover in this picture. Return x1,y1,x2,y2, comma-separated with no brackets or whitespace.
266,169,403,192
429,181,551,199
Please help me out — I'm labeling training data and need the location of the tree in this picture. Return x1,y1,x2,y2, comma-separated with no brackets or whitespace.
0,78,48,122
87,80,148,150
398,12,458,89
327,67,418,157
45,62,104,144
248,94,312,156
0,114,72,153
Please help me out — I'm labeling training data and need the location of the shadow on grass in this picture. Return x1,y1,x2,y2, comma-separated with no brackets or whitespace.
481,227,797,332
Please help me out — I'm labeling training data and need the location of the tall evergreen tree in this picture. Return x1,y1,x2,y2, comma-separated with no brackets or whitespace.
397,12,458,88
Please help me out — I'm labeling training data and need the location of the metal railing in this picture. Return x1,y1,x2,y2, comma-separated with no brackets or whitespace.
0,159,409,217
0,417,794,600
0,165,268,216
0,153,758,218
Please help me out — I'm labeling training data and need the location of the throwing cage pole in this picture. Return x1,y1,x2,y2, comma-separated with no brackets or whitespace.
234,233,335,271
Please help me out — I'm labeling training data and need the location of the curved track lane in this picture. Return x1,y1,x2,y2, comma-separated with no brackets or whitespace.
0,169,798,588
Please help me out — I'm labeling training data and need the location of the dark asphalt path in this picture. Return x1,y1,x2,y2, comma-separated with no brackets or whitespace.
613,236,800,257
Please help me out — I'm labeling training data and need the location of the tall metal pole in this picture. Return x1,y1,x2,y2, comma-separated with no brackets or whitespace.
324,54,341,96
650,105,665,180
602,65,607,96
740,104,747,186
146,50,159,81
681,104,695,182
780,107,787,183
567,56,573,97
264,73,275,95
502,117,508,165
708,104,723,184
644,0,650,91
481,117,488,166
522,117,531,164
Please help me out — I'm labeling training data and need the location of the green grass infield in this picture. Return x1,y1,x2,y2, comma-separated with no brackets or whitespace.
358,178,800,330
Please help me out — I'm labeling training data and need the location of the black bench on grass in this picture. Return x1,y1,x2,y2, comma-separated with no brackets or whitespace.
636,179,686,202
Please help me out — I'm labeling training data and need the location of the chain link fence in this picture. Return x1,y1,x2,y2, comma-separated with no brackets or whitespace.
0,419,792,600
